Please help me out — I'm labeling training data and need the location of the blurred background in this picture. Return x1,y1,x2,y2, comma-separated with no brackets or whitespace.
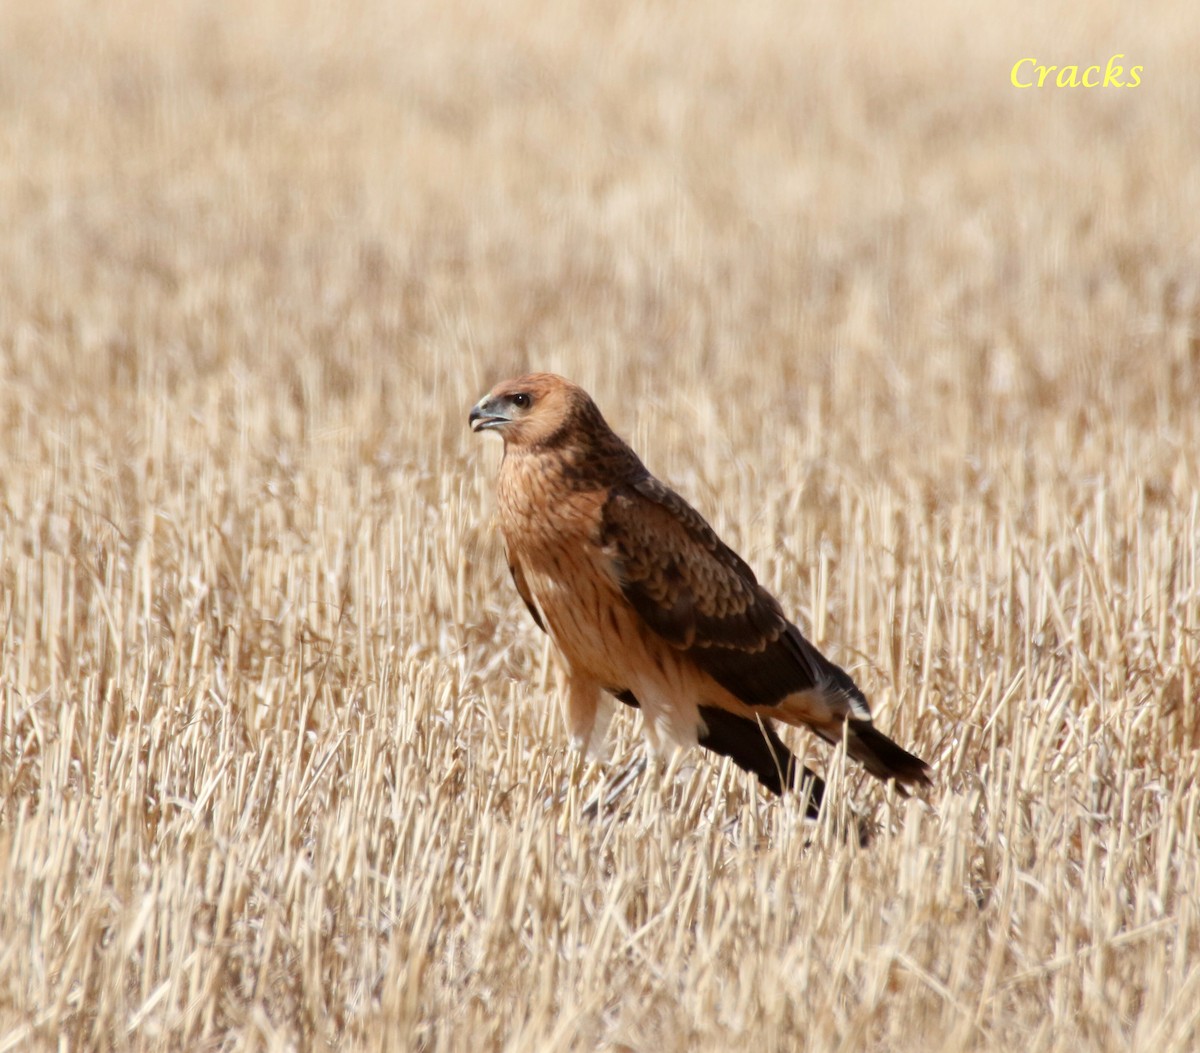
2,0,1197,488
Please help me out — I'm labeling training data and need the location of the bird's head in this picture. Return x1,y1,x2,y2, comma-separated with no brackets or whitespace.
469,373,586,448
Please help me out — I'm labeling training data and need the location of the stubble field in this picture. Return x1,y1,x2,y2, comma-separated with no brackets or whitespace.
2,2,1199,1050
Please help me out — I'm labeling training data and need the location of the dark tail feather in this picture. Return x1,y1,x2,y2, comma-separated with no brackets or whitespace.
845,719,932,789
615,690,825,818
697,706,825,819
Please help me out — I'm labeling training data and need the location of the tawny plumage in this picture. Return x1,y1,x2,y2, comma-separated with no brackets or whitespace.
470,373,930,816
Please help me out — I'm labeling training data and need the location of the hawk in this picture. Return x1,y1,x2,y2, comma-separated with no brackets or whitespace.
470,373,929,817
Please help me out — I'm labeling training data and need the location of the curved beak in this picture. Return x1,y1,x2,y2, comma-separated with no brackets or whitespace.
469,397,510,433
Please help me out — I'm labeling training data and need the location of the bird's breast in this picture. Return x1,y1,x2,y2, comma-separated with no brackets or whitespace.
495,450,606,553
495,449,641,680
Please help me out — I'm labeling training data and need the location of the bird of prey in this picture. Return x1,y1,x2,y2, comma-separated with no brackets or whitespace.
470,373,930,817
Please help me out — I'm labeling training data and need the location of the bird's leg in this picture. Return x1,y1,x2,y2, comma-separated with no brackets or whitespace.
582,757,647,821
559,672,609,757
554,672,607,815
563,739,589,816
581,687,642,820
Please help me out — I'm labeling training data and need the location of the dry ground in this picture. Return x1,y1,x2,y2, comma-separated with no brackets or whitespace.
2,1,1199,1050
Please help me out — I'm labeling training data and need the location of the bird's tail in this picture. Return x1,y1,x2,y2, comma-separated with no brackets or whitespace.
775,627,931,788
775,683,932,789
841,718,931,788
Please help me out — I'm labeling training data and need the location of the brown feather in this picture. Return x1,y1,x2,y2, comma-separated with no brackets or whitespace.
471,373,932,797
507,555,544,632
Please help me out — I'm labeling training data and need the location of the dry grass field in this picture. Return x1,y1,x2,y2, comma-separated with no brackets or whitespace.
2,1,1199,1050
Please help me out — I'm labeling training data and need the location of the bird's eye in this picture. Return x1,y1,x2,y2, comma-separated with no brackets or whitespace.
511,393,532,409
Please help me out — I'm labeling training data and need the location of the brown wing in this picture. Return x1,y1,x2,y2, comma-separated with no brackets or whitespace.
507,553,545,633
599,476,871,716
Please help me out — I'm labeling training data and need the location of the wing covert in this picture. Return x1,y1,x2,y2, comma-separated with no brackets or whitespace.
599,476,869,714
